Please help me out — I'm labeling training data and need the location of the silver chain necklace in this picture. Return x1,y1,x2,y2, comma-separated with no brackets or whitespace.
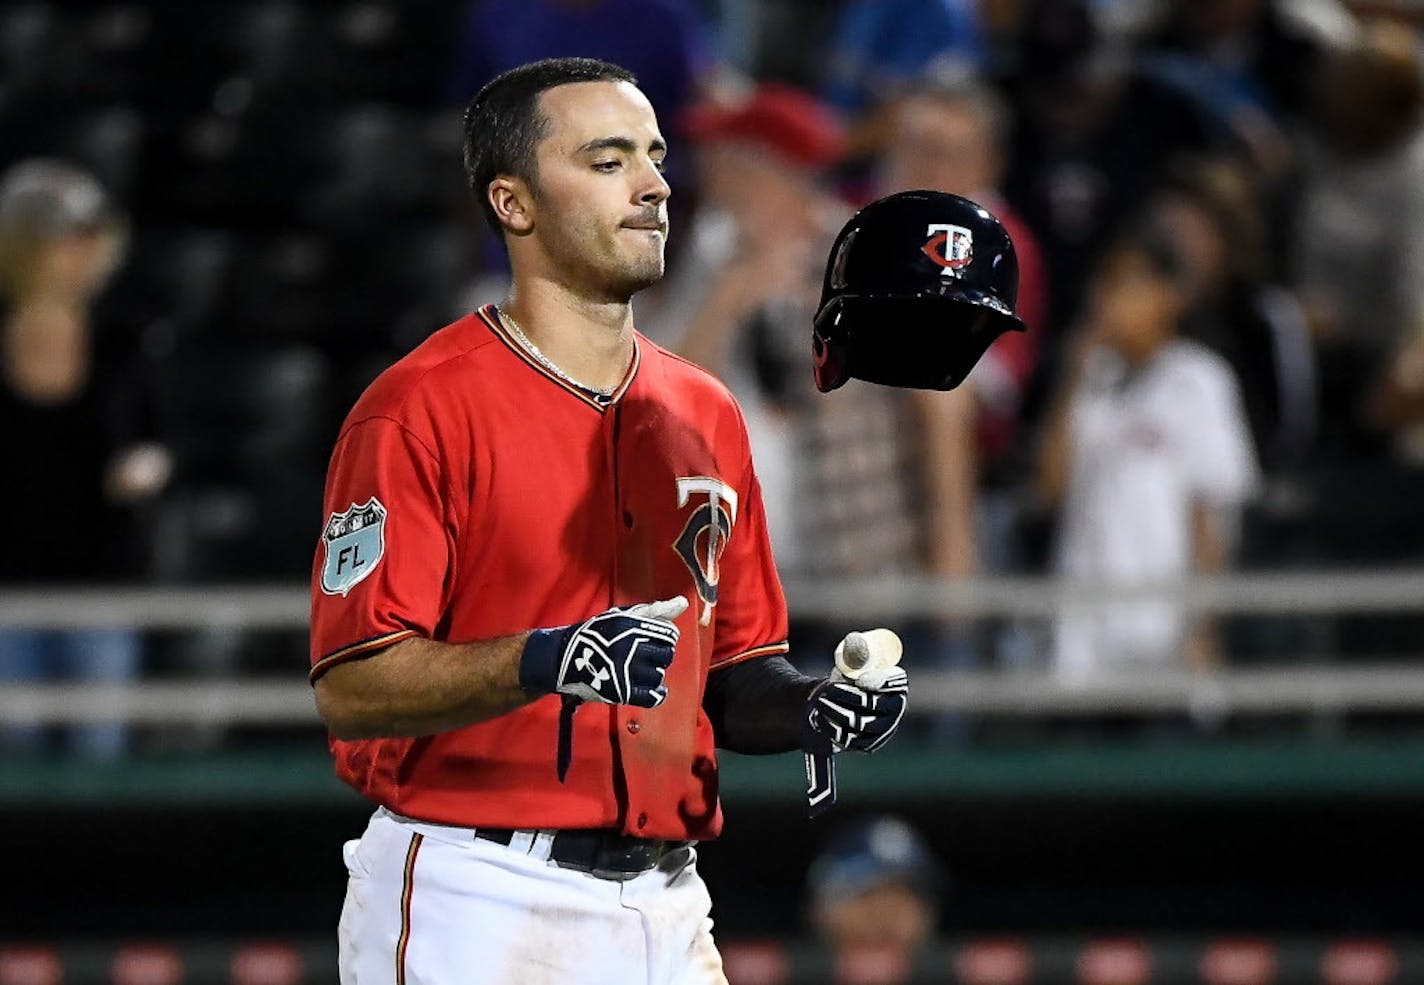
496,306,619,397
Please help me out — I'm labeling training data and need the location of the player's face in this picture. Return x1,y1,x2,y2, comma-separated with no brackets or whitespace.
527,81,671,301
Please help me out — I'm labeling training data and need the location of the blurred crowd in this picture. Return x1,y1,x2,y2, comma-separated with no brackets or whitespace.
3,0,1424,754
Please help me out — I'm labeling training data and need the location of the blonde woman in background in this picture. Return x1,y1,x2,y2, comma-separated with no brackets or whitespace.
0,159,170,759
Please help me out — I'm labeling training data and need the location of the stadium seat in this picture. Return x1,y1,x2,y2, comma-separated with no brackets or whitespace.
303,104,442,227
64,4,158,105
151,340,333,580
317,1,461,105
0,104,143,196
152,480,323,581
239,230,363,345
140,100,331,226
160,342,332,481
154,1,318,97
132,227,239,327
63,105,144,195
0,3,61,96
368,219,475,315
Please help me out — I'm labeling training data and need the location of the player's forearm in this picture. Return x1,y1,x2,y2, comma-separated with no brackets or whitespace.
314,634,534,740
702,654,821,754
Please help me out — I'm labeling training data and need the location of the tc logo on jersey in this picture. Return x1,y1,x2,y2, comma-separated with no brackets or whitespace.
320,498,387,597
923,223,973,276
673,477,739,626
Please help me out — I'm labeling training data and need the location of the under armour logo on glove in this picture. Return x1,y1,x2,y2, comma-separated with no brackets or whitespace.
574,647,613,691
803,666,908,754
520,597,688,708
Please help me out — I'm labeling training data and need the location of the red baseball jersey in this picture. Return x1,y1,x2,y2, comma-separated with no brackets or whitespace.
309,305,789,841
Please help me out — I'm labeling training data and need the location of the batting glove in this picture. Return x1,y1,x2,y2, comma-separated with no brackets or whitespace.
803,665,909,754
519,597,688,708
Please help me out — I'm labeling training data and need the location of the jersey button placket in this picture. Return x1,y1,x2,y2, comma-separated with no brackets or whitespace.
626,720,640,735
636,812,648,829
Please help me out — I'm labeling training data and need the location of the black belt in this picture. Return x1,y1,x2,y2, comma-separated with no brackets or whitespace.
474,827,690,879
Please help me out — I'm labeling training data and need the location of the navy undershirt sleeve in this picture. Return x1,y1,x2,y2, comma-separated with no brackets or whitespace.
702,654,820,754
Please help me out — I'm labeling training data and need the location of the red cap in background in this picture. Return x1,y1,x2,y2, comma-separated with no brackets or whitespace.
683,85,846,170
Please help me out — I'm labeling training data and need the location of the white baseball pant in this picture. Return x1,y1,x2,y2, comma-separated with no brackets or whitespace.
337,808,729,985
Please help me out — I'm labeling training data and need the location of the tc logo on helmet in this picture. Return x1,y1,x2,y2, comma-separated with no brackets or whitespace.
923,223,973,276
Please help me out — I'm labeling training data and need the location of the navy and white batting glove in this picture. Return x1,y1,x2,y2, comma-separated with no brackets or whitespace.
519,597,688,709
802,665,909,754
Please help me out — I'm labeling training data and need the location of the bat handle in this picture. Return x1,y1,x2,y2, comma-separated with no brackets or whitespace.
807,628,901,817
804,747,836,817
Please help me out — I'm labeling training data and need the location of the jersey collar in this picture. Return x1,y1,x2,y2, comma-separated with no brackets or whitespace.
477,304,640,412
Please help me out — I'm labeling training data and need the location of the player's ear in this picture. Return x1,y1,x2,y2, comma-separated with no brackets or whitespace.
488,177,534,236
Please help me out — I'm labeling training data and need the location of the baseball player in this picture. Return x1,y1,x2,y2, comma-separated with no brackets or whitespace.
309,58,913,985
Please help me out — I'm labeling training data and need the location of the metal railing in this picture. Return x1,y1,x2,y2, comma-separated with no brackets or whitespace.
5,665,1424,724
1,569,1422,723
4,568,1424,627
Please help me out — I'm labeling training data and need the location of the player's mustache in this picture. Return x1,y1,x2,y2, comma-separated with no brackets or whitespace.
623,208,667,231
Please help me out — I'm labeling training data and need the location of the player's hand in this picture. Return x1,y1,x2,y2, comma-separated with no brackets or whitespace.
519,597,689,708
802,665,909,754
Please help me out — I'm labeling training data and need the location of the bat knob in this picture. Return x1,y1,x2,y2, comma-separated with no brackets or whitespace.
836,632,872,676
834,628,904,679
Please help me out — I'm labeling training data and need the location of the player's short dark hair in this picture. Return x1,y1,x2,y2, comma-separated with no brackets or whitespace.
462,58,639,236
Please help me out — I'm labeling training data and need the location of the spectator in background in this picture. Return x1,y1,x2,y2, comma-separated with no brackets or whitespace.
1294,20,1424,460
1146,0,1350,126
1002,0,1221,346
878,72,1046,580
695,0,758,75
0,159,169,758
823,0,987,160
807,815,944,982
653,85,993,600
1039,223,1258,680
640,85,847,573
1141,0,1354,187
1150,158,1315,479
449,0,717,132
655,84,1001,720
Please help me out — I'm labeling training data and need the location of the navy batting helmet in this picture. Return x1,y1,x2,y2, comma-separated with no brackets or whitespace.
812,190,1026,392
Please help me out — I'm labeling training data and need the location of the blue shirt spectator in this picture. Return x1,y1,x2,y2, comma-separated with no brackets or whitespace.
823,0,986,117
449,0,713,132
1144,0,1342,126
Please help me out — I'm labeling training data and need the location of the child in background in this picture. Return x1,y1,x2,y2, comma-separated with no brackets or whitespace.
1039,222,1258,679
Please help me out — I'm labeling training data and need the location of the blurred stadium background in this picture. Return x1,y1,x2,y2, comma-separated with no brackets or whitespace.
5,0,1424,983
